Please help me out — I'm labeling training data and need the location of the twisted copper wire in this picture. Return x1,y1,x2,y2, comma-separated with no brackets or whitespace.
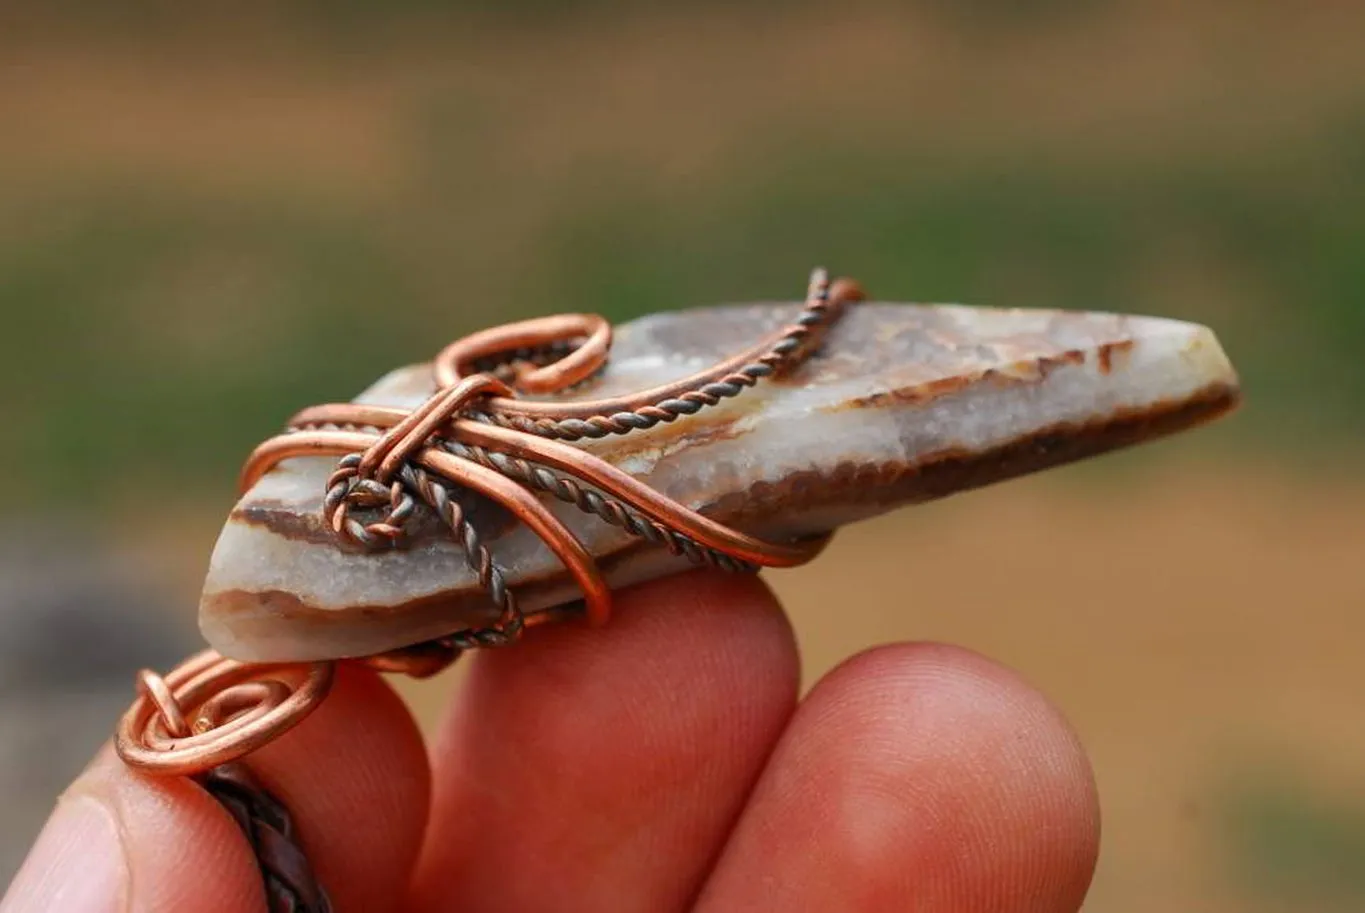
114,268,861,912
117,658,333,912
117,650,335,775
119,267,859,776
438,274,863,440
245,267,859,651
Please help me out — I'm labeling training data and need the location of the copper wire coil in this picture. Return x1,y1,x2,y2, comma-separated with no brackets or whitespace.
116,650,334,776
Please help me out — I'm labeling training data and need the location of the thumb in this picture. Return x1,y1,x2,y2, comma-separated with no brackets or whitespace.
1,664,431,913
0,768,130,913
1,743,289,913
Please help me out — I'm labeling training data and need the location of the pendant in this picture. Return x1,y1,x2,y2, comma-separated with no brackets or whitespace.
111,268,1240,911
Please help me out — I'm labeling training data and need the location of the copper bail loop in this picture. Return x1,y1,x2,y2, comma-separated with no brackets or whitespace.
432,312,612,392
116,650,334,776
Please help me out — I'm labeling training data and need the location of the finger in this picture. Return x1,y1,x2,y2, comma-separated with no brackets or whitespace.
694,643,1101,912
1,665,430,913
408,569,801,913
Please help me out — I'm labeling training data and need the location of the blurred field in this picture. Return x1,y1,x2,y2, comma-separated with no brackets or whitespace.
0,1,1362,909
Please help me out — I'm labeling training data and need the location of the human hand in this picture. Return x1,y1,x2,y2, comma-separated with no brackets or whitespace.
2,570,1099,912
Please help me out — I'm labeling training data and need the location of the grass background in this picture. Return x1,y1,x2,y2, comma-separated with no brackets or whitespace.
0,1,1362,908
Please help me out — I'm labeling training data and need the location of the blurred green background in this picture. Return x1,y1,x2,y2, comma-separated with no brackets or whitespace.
0,1,1362,909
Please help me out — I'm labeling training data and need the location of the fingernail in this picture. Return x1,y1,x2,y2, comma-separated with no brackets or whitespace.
1,795,128,913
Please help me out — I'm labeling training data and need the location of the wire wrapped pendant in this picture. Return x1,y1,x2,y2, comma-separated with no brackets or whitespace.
111,267,1240,911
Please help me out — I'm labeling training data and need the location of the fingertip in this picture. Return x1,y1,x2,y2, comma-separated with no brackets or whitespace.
4,745,266,913
516,567,793,669
243,664,431,913
439,568,798,762
823,642,1099,888
412,568,802,912
699,641,1100,912
815,643,1100,909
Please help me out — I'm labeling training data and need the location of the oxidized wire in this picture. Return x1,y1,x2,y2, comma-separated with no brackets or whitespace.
117,267,861,777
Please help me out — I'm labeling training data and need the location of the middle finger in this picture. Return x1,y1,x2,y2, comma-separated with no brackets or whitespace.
407,570,801,913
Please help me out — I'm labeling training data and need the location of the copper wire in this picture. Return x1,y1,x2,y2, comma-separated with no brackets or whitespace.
117,268,861,775
117,650,335,776
436,313,613,394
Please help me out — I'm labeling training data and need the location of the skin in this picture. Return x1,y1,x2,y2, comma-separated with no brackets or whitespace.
2,569,1100,912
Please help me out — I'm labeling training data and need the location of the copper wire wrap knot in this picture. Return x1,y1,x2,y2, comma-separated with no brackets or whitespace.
118,268,861,775
322,374,515,546
109,268,860,913
241,267,863,652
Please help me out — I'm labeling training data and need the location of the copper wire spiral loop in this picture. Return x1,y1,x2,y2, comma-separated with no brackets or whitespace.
117,651,335,776
118,268,862,778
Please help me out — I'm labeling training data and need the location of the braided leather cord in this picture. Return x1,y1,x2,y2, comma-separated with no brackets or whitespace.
203,763,332,913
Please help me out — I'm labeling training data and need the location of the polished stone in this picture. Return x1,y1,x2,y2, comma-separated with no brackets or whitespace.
200,300,1240,661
